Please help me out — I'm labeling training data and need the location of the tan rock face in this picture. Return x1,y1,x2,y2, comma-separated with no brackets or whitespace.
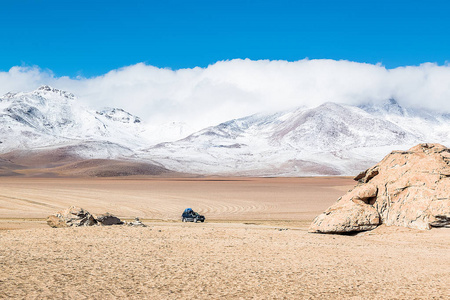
46,215,69,228
310,143,450,233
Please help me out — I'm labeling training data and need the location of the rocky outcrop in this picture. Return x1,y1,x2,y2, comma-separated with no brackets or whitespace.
310,143,450,233
47,207,125,228
47,206,96,228
94,213,124,226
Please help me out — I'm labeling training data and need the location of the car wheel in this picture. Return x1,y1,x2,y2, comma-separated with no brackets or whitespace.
182,218,186,222
194,218,198,223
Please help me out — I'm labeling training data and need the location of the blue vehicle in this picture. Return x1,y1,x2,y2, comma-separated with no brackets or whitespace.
181,208,205,223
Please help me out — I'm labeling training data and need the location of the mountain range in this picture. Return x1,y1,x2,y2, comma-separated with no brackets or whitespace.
1,86,449,177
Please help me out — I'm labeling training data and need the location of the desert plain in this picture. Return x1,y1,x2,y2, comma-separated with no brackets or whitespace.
0,176,449,299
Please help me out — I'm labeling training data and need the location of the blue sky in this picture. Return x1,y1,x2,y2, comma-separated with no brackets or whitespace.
1,0,449,77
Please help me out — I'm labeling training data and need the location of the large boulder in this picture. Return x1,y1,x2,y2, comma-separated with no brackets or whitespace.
47,206,97,228
310,143,450,233
309,184,381,233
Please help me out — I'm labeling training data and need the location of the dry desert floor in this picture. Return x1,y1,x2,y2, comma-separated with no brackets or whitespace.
0,177,449,299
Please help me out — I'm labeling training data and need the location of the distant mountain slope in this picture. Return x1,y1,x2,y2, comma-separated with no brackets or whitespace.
1,86,449,176
143,100,450,176
0,85,148,157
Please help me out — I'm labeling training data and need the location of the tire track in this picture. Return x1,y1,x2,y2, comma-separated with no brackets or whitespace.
0,195,60,209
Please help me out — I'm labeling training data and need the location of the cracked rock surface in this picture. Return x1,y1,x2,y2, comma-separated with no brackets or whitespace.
309,143,450,233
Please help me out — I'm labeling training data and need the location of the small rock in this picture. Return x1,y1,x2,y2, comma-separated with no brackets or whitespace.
128,217,147,227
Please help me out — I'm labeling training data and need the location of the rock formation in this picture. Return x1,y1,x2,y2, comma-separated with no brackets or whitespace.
47,206,97,228
47,207,125,228
309,143,450,233
94,213,124,226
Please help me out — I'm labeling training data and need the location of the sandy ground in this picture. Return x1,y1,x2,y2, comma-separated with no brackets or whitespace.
1,177,449,299
0,177,354,223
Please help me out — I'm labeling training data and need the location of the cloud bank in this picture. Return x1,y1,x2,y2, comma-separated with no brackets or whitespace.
1,59,450,129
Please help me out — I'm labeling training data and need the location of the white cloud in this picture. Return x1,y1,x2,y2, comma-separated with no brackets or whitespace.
1,59,450,130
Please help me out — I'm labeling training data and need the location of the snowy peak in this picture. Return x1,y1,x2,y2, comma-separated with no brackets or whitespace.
270,102,416,148
144,101,450,176
32,85,76,100
182,110,290,143
2,86,450,177
359,98,406,116
359,98,445,124
383,98,404,114
187,120,246,140
0,86,195,156
0,86,153,157
96,108,141,124
0,86,76,113
0,86,78,132
179,101,416,150
1,92,19,100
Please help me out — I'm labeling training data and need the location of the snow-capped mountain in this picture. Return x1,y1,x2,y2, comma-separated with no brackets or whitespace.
142,100,450,176
0,86,194,160
0,86,152,159
96,108,142,124
1,86,449,176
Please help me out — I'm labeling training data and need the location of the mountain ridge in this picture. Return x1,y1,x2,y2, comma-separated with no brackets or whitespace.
1,86,449,177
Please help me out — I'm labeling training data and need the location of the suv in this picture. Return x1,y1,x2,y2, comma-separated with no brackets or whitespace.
181,208,205,223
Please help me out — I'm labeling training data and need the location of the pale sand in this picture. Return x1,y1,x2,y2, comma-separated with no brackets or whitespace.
0,177,355,222
0,177,449,299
